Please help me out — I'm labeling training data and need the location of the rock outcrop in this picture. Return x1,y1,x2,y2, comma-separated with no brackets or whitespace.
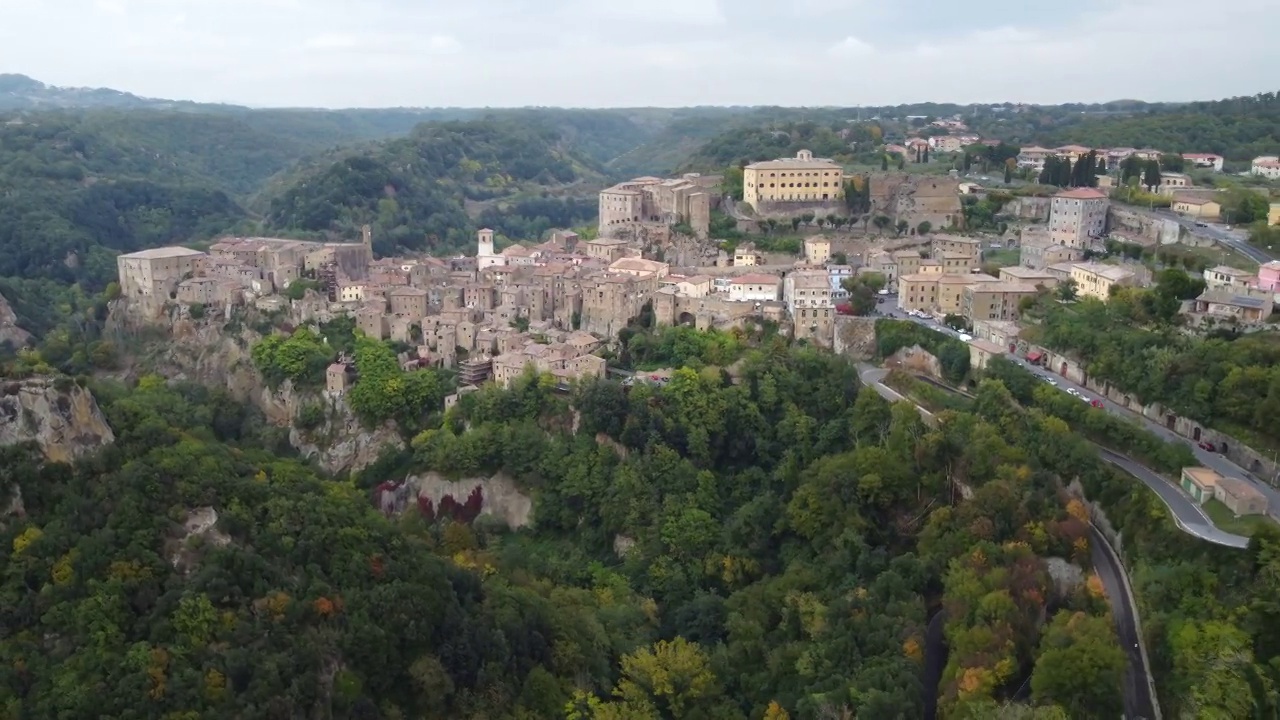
106,302,398,475
0,377,114,462
0,292,31,349
290,396,405,477
376,472,534,529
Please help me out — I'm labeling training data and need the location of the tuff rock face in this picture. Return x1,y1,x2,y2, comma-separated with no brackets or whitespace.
0,377,114,463
0,292,32,349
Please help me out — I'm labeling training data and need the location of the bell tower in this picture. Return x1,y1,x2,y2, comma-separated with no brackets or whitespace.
477,228,495,257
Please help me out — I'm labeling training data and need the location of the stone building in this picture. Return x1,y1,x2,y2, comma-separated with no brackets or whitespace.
117,246,208,300
176,277,242,307
598,173,718,237
388,286,430,317
1019,226,1082,270
1049,187,1109,248
960,282,1039,322
784,268,836,344
743,150,845,211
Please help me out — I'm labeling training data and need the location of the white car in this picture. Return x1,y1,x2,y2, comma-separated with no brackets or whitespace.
1067,388,1080,397
1047,379,1058,387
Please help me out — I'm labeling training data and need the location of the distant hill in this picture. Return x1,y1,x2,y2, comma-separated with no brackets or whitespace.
0,115,249,285
261,118,611,255
1031,92,1280,161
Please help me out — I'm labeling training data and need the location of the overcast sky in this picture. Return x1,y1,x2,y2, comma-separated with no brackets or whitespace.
1,0,1275,108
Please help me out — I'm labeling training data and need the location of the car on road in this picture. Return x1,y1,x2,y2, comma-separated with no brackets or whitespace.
1198,441,1217,452
1046,379,1058,387
1090,399,1104,408
1195,222,1207,227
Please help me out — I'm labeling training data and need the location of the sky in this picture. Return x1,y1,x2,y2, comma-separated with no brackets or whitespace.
0,0,1276,108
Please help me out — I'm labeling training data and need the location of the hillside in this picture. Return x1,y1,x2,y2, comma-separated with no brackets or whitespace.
0,115,250,286
1033,92,1280,161
262,118,610,255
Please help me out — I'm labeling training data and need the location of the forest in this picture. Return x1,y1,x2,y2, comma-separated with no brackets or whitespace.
260,118,608,257
1029,92,1280,163
8,311,1280,718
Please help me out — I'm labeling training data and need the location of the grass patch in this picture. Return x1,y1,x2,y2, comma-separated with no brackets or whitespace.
981,248,1020,267
1203,498,1278,536
1154,243,1260,273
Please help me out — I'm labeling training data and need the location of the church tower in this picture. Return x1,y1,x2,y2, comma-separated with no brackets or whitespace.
477,228,495,258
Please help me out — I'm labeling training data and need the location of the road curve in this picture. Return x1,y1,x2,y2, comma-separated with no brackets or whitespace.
1096,449,1249,548
857,363,1165,718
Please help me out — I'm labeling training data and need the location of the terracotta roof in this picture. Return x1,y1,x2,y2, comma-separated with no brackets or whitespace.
731,273,781,285
1054,187,1108,200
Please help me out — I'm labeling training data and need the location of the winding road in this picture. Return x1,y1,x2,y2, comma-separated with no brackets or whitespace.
857,363,1162,719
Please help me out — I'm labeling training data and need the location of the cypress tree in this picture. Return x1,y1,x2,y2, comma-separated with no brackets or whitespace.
881,154,889,171
923,146,930,163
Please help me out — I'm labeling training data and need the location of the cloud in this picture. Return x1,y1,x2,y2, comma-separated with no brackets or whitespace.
0,0,1274,107
424,35,462,55
827,36,873,58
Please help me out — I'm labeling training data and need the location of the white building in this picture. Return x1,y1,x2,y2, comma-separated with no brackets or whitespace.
783,269,834,315
1252,157,1280,180
728,273,781,303
1048,187,1109,249
1183,153,1224,172
476,228,504,270
1203,265,1256,293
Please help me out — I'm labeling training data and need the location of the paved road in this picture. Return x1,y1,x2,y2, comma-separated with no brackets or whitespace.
999,350,1280,530
1129,205,1272,264
876,299,1272,538
1097,449,1248,548
857,360,1161,719
1090,524,1159,720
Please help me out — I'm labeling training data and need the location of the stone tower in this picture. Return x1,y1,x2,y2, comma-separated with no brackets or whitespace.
361,224,373,261
477,228,495,257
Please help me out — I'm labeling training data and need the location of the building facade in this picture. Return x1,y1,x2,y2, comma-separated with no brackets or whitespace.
1070,263,1136,300
117,247,208,300
728,273,781,303
743,150,846,210
1048,188,1109,248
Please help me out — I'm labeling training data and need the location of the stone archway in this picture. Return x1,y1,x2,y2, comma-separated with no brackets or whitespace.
1060,361,1068,376
1193,427,1202,441
677,311,696,326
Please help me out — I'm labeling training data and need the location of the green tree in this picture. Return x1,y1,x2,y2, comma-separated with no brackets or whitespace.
1030,611,1125,719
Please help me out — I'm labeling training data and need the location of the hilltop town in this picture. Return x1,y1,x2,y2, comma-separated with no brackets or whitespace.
115,125,1280,411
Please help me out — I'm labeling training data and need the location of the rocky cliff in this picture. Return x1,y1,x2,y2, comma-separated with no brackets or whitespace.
0,292,32,349
0,377,114,462
105,300,400,475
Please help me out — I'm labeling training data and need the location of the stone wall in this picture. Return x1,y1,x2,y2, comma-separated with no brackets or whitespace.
1036,346,1280,485
833,316,878,360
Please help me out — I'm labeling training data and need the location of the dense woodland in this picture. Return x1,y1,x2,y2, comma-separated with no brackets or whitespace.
7,308,1280,717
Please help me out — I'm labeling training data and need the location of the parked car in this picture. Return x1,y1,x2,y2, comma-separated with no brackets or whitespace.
1090,399,1104,408
1198,441,1217,452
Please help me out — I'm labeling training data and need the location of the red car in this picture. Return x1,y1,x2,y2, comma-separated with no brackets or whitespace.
1198,441,1217,452
1090,399,1104,408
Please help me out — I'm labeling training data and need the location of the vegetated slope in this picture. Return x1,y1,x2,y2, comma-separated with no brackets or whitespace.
678,120,862,172
1003,92,1280,161
262,118,610,255
0,378,632,719
0,115,248,286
